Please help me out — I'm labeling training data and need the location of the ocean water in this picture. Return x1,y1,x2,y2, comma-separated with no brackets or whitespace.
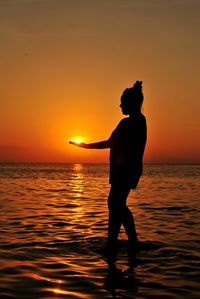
0,163,200,299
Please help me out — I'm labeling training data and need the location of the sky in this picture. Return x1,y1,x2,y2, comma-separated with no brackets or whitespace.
0,0,200,163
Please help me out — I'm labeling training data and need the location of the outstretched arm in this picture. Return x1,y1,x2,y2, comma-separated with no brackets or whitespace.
69,140,110,149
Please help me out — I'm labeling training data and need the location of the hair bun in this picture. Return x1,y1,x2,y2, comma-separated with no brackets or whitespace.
133,80,142,91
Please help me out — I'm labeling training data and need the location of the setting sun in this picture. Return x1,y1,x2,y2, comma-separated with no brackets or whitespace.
73,137,82,144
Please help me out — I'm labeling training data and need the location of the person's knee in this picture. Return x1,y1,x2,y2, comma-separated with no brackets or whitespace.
108,186,129,211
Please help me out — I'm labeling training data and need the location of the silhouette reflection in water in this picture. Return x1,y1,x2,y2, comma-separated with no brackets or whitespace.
103,242,139,298
70,81,147,255
103,262,138,298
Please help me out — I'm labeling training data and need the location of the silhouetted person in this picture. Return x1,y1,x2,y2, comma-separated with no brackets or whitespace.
70,81,147,252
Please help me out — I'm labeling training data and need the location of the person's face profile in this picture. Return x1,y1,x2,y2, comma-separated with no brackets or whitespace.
120,97,130,115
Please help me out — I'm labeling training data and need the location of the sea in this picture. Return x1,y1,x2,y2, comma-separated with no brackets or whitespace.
0,163,199,299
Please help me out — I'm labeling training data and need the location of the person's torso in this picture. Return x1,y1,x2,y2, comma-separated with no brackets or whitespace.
109,114,147,169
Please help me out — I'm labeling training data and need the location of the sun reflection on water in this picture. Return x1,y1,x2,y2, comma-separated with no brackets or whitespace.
71,164,84,198
68,164,85,222
52,290,89,298
52,280,66,295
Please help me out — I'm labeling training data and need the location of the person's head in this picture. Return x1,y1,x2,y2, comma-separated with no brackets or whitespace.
120,81,144,115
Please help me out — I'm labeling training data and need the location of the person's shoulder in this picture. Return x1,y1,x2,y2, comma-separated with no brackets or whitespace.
118,117,130,126
114,118,130,131
120,117,130,123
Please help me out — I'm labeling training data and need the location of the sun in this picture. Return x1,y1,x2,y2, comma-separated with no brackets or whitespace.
71,136,84,144
74,138,81,144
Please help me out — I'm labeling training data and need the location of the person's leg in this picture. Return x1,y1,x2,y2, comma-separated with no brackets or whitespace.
107,185,130,246
122,206,138,243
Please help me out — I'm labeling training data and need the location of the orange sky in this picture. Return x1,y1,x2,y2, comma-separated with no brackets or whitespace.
0,0,200,163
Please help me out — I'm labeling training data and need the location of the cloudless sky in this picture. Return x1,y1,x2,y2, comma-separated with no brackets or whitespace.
0,0,200,163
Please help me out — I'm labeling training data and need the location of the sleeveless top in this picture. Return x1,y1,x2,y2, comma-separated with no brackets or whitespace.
108,113,147,189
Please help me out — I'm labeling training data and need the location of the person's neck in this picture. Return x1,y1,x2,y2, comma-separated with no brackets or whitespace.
129,110,142,118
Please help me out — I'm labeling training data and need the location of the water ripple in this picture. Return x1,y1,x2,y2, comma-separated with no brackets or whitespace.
0,164,200,298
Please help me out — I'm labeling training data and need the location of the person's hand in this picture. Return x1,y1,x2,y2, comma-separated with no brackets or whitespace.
69,141,76,145
69,141,87,148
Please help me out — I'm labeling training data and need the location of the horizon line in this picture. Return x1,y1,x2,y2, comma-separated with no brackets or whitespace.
0,162,200,166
